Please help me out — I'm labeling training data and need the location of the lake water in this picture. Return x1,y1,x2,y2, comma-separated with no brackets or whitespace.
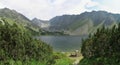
37,36,87,52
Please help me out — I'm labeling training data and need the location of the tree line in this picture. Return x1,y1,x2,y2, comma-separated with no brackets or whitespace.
0,18,55,65
79,24,120,65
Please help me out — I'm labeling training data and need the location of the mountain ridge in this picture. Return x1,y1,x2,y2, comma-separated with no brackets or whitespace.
0,8,120,35
49,10,120,35
0,8,43,35
31,18,49,28
0,8,31,25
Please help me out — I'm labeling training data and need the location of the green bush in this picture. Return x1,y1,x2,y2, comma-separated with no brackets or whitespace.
79,24,120,65
79,57,120,65
0,18,54,65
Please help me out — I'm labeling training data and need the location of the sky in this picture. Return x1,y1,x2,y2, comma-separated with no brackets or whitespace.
0,0,120,20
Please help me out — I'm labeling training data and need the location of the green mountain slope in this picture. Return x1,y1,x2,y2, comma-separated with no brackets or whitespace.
0,8,30,25
0,8,41,35
49,11,119,35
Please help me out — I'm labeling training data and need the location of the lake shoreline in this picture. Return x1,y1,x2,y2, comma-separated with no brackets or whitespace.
37,36,87,52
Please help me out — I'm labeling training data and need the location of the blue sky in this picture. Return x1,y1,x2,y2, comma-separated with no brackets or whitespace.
0,0,120,20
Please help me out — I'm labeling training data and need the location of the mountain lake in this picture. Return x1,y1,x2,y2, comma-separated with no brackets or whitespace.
37,35,87,52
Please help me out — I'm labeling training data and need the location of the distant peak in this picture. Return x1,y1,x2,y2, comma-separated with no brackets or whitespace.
3,7,10,10
32,17,48,22
32,18,40,21
1,8,11,11
0,8,16,13
80,10,109,15
91,10,108,13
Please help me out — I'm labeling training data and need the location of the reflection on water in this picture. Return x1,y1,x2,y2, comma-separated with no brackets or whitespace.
37,36,87,52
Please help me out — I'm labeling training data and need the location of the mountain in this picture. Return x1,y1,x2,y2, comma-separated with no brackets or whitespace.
1,8,120,35
0,8,31,25
0,8,65,35
0,8,41,35
49,11,120,35
31,18,49,28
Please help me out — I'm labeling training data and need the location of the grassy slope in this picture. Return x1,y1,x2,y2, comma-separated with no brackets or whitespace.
68,19,93,35
53,52,73,65
68,19,117,35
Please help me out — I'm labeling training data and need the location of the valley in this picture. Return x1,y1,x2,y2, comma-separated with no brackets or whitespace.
0,7,120,65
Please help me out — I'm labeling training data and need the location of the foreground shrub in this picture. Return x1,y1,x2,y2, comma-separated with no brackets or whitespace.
0,18,54,65
79,24,120,65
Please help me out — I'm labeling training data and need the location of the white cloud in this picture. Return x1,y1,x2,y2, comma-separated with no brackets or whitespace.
0,0,115,20
92,0,120,14
52,0,67,5
0,2,6,8
85,0,99,8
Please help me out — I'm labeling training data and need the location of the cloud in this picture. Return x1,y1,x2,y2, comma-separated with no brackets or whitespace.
92,0,120,13
0,2,6,8
85,0,99,8
1,0,118,20
52,0,67,5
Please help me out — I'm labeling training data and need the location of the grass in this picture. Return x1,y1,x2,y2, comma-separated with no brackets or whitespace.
0,59,46,65
53,52,83,65
54,57,73,65
53,52,73,65
0,52,83,65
